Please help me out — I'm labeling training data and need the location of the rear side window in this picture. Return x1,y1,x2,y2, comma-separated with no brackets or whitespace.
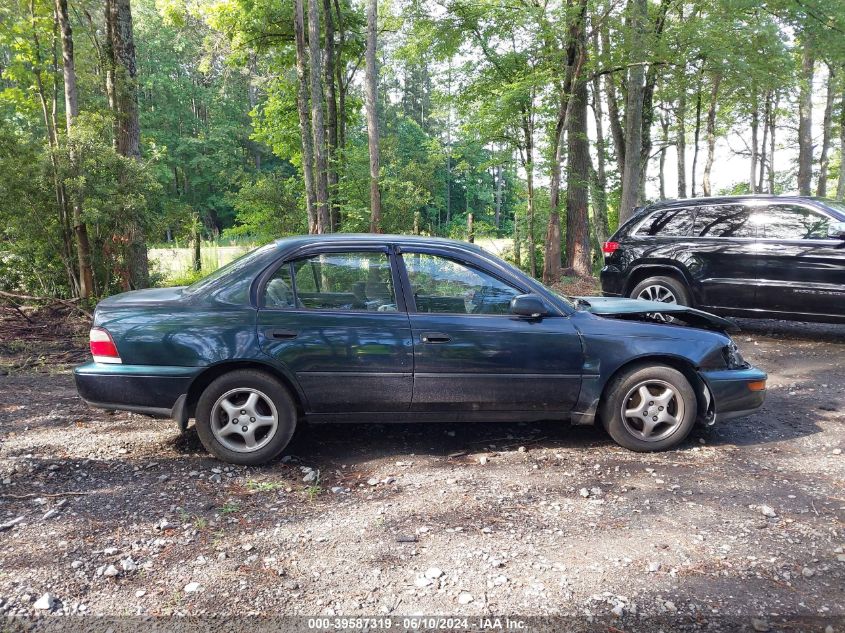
264,251,398,312
694,205,757,238
763,205,833,240
634,209,693,236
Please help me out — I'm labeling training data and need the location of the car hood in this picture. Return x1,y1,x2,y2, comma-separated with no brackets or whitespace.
575,296,739,333
97,286,187,307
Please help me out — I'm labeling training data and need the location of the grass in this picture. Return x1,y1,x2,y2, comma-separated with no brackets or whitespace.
220,501,240,515
246,480,285,493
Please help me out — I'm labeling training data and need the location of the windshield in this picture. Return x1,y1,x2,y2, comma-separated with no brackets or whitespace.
183,243,276,296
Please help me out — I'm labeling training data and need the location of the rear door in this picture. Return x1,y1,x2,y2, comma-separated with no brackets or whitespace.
690,204,762,310
399,249,583,413
257,248,413,413
756,203,845,317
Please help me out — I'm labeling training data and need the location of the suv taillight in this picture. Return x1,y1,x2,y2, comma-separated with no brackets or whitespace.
601,241,620,256
90,328,121,364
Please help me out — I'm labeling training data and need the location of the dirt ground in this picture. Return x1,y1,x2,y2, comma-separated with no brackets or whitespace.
0,307,843,631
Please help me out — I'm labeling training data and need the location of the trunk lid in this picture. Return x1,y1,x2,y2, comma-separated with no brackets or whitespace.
97,286,187,308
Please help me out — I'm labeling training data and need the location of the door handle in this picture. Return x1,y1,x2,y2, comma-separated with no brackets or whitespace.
421,332,451,344
268,329,298,340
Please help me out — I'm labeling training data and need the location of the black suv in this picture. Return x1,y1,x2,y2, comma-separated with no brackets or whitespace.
600,196,845,323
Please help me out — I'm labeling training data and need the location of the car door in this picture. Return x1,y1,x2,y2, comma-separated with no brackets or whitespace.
755,203,845,317
690,204,762,310
257,247,413,413
398,249,583,413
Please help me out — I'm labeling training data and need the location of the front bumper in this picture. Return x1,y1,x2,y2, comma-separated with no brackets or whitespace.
700,366,767,421
74,362,200,421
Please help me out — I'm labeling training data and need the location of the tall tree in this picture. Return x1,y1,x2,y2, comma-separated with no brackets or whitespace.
364,0,381,232
565,63,591,277
796,37,814,196
307,0,330,232
109,0,149,288
619,0,647,223
55,0,94,298
816,64,835,197
293,0,318,233
701,73,721,196
322,0,340,230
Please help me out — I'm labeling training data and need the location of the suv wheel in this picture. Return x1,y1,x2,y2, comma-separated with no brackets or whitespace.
630,275,690,306
195,370,297,465
600,364,697,452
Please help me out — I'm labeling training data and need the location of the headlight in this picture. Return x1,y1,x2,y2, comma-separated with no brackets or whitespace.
723,342,748,369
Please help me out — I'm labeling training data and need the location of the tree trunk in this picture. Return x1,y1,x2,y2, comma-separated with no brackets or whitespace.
110,0,148,289
322,0,339,230
307,0,330,233
817,64,835,197
55,0,94,299
837,86,845,200
590,70,610,244
690,64,704,196
749,96,759,193
522,114,536,278
758,92,769,193
364,0,381,232
293,0,317,233
566,72,591,277
702,73,721,196
494,160,502,228
599,26,625,176
658,113,668,199
676,87,687,198
543,0,586,284
797,40,814,196
619,0,647,223
768,92,777,194
637,0,671,198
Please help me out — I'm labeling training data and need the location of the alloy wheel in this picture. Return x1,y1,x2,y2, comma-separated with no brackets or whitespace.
620,379,686,442
211,388,279,453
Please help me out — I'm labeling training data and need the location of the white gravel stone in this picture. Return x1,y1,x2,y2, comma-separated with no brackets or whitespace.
103,565,120,577
759,505,777,518
457,592,473,605
184,582,202,593
425,567,444,579
802,567,815,578
34,593,54,610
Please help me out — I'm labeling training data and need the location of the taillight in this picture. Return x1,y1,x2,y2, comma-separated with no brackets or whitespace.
90,328,122,364
602,241,620,256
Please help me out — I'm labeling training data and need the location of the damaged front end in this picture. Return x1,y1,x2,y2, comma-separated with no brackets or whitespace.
573,296,740,334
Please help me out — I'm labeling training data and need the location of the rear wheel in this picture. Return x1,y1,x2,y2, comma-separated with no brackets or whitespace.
600,364,697,452
629,275,690,306
195,370,297,465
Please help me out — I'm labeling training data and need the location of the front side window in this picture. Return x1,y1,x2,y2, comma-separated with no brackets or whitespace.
635,208,694,237
264,251,397,312
763,205,833,240
403,253,519,315
694,205,757,238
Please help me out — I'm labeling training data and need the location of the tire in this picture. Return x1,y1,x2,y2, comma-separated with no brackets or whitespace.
600,364,697,452
195,369,297,465
629,275,690,307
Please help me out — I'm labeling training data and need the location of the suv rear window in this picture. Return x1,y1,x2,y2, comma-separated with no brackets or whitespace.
763,205,833,240
634,209,693,236
694,205,756,238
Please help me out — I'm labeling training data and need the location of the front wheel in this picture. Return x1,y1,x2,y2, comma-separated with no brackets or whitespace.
600,364,697,452
195,370,297,465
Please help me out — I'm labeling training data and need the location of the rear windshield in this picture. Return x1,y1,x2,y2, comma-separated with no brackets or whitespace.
183,243,276,296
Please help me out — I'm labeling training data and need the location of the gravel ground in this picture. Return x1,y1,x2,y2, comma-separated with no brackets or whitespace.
0,317,843,631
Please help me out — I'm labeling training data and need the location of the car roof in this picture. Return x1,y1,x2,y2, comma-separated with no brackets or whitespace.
272,233,490,253
633,195,845,221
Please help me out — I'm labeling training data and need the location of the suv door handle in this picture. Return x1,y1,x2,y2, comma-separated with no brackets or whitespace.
420,332,451,344
268,329,298,340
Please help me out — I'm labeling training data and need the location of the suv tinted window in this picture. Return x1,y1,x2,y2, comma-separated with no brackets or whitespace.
694,205,757,238
763,205,833,240
634,208,694,236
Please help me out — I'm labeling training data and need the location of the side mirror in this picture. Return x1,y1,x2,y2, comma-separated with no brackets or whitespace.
827,220,845,240
510,294,550,319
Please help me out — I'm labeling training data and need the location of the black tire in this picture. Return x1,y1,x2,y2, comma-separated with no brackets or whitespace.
600,364,697,452
629,275,690,307
195,369,297,465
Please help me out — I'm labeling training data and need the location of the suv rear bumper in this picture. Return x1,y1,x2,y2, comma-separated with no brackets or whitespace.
600,265,625,296
74,362,200,421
